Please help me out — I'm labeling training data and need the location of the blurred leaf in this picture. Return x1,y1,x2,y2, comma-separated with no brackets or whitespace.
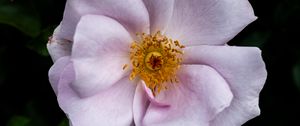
26,26,56,56
0,1,41,37
293,63,300,91
0,47,7,85
6,116,30,126
273,0,300,29
238,30,271,48
58,118,69,126
24,102,49,126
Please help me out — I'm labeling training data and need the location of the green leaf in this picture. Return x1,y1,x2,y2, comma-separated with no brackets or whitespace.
0,1,41,37
24,102,49,126
238,30,271,48
293,63,300,91
6,116,31,126
0,47,7,86
26,26,56,56
58,118,69,126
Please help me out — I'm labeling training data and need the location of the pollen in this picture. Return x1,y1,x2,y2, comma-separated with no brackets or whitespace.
126,31,185,96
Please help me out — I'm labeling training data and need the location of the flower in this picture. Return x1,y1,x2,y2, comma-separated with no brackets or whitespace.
47,0,267,126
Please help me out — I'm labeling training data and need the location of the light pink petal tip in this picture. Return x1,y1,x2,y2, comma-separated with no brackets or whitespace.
71,15,133,98
134,65,233,126
56,64,136,126
184,45,267,126
47,26,72,62
56,0,150,40
164,0,257,46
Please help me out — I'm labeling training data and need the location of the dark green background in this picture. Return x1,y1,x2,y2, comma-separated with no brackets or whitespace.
0,0,299,125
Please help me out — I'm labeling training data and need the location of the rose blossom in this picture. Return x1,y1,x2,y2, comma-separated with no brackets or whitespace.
47,0,267,126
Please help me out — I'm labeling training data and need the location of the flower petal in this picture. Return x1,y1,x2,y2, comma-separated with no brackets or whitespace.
165,0,257,46
183,45,267,125
57,64,136,126
142,0,174,34
47,26,72,62
133,81,150,126
71,15,132,97
48,56,71,94
138,65,233,126
56,0,150,40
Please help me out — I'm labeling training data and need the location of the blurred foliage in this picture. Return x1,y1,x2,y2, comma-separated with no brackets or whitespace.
0,0,299,126
26,26,56,56
293,63,300,91
230,30,271,48
0,0,66,125
0,47,6,85
7,116,30,126
0,0,41,37
0,0,65,56
58,118,69,126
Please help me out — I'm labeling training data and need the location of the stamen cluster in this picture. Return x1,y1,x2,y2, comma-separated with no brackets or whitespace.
125,31,185,95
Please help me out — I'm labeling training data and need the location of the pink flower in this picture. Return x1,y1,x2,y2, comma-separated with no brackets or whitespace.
47,0,267,126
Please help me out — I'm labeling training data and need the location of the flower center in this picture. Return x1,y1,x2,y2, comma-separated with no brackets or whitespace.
124,31,185,95
145,51,163,71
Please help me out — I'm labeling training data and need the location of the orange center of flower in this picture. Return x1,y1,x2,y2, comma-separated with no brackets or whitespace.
124,31,185,95
145,51,163,71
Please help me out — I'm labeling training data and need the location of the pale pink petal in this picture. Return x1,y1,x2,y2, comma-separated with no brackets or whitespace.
138,65,233,126
183,45,267,125
71,15,132,97
48,56,71,94
143,0,174,34
165,0,257,46
56,0,150,40
56,64,136,126
47,26,72,62
133,81,150,126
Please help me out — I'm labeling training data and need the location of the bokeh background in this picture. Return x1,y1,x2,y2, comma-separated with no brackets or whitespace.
0,0,299,125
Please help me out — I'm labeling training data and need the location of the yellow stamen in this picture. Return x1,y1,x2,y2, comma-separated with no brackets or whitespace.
125,31,185,95
122,64,128,70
